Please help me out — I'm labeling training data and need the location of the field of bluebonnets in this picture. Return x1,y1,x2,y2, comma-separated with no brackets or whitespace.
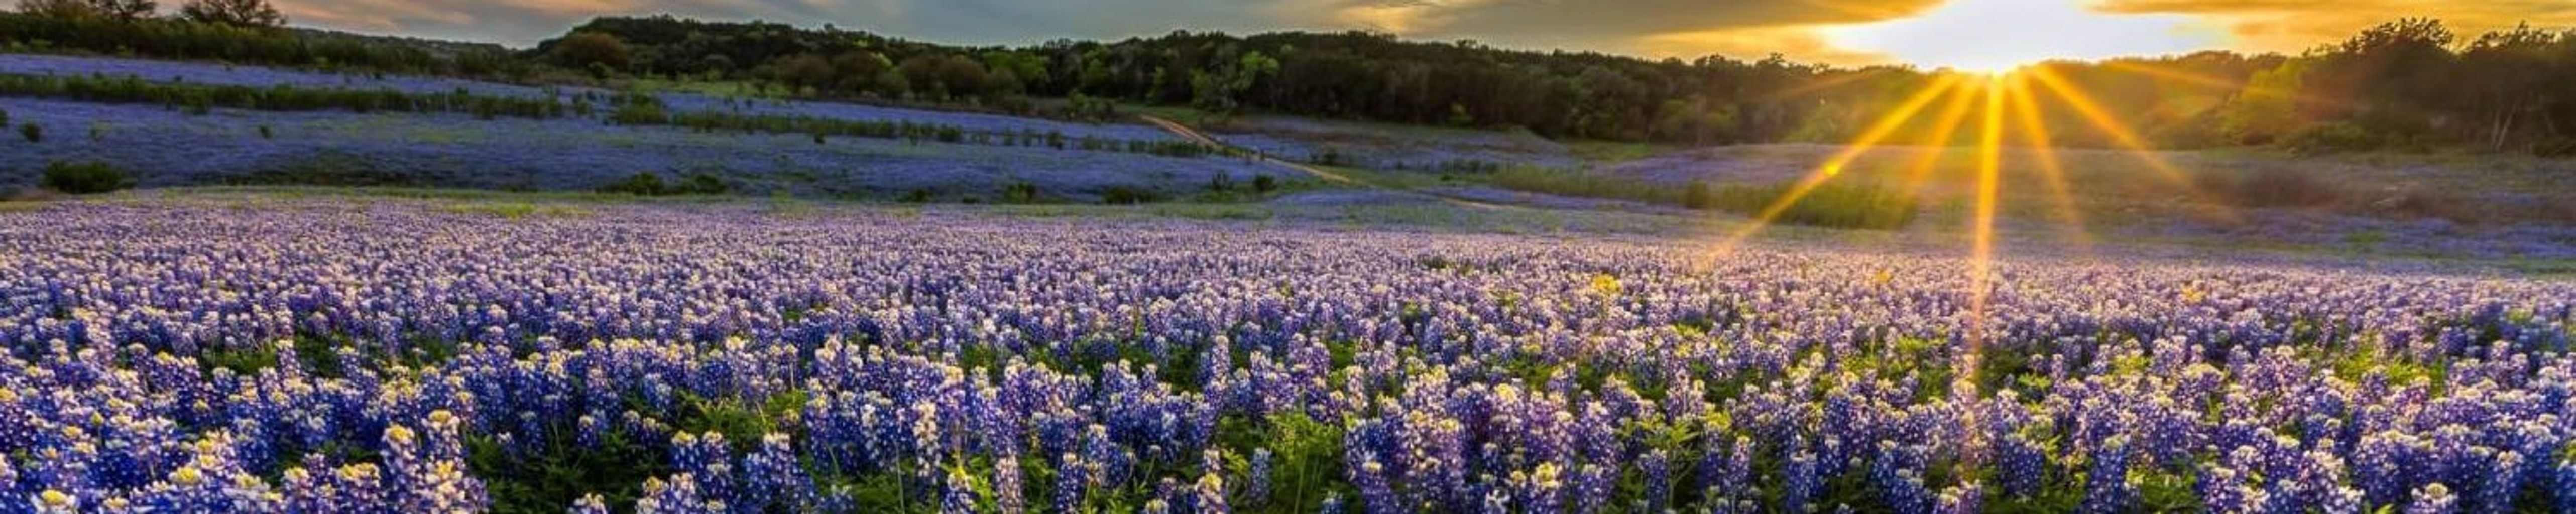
0,54,1269,200
0,196,2570,513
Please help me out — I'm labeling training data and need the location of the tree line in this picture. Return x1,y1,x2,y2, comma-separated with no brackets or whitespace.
3,0,526,78
9,6,2576,156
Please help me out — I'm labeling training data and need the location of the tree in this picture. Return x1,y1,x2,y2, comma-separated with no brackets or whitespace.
549,32,632,72
179,0,283,27
2459,24,2561,150
16,0,96,18
2310,18,2455,136
2220,59,2312,145
828,51,891,95
899,54,989,100
768,54,835,93
1190,50,1277,113
88,0,151,19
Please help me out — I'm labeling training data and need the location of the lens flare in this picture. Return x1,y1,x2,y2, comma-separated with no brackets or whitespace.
1701,74,1965,264
2005,74,2095,250
2026,67,2241,222
1703,66,2228,413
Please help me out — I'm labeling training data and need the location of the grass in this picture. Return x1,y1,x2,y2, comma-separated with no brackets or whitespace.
1704,182,1919,231
1487,167,1676,204
1564,140,1678,164
627,78,777,100
80,185,2576,279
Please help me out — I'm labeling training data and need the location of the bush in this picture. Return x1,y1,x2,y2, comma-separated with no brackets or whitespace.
2281,122,2380,155
1003,182,1040,203
2533,136,2576,158
2371,186,2479,222
1100,186,1159,205
1489,167,1674,204
1252,175,1278,193
221,153,416,187
550,32,633,71
598,172,727,197
608,101,668,125
20,122,39,143
675,173,728,195
2196,168,2345,208
1706,182,1917,230
0,107,9,128
598,172,668,196
1683,180,1713,210
41,160,134,194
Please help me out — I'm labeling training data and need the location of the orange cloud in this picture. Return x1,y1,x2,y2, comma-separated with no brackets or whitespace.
2096,0,2576,53
1292,0,1939,61
1635,25,1898,65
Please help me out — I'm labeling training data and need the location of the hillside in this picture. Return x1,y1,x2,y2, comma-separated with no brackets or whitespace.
8,12,2575,155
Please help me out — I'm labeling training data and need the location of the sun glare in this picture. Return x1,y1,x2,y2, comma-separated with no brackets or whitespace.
1825,0,2226,73
1697,48,2238,408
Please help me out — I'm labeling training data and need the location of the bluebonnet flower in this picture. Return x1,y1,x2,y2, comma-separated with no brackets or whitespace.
1246,448,1273,510
0,194,2569,514
2081,436,2133,514
2410,483,2459,514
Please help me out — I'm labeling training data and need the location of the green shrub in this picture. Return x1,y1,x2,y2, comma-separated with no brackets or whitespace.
2372,186,2479,222
0,107,9,128
1100,185,1159,205
1683,180,1713,210
608,101,668,125
675,173,728,195
41,160,133,194
0,73,564,120
221,153,416,187
1489,167,1675,204
2534,136,2576,158
257,124,273,139
599,172,726,197
1706,181,1917,230
1003,182,1040,203
598,172,668,196
2281,122,2379,155
1252,174,1278,193
19,122,38,143
2196,168,2345,208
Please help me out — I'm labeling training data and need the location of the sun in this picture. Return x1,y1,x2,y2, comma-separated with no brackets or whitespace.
1693,54,2251,423
1823,0,2227,73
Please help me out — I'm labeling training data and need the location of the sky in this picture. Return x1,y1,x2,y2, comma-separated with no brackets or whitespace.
274,0,2576,69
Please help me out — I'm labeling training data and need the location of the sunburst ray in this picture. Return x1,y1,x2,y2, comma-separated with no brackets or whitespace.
2026,67,2241,223
2004,74,2095,251
1702,74,1968,263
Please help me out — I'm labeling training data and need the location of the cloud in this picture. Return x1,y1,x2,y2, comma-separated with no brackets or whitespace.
2095,0,2576,53
265,0,2576,69
1325,0,1936,39
271,0,1943,62
1297,0,1942,58
1634,25,1897,65
275,0,1301,47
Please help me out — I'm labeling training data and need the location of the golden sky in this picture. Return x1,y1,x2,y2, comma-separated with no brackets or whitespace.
276,0,2576,67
